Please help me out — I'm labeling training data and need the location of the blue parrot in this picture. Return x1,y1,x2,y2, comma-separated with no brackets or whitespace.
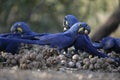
93,36,120,53
9,17,91,55
63,15,120,63
29,22,86,54
10,15,109,57
0,32,37,54
0,16,84,54
10,22,49,39
0,31,45,54
2,15,119,63
0,36,36,54
0,22,84,54
11,22,36,35
63,15,91,34
11,16,91,39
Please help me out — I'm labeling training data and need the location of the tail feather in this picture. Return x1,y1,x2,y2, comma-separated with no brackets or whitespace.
84,36,120,64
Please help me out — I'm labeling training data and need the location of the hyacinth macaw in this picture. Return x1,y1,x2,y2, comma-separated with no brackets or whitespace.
10,15,91,39
30,22,86,54
10,22,49,39
0,32,40,54
63,15,120,63
93,36,120,53
2,15,119,63
0,22,84,54
63,15,91,34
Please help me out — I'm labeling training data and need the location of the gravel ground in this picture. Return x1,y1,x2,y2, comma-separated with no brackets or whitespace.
0,44,120,80
0,69,119,80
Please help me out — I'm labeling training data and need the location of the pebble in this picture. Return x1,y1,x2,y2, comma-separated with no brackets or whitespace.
0,44,119,72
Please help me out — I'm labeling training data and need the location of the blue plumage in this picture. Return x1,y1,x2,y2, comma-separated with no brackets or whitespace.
1,15,120,63
1,18,80,54
0,32,40,54
63,15,120,63
0,22,84,54
63,15,91,34
10,22,49,38
31,22,85,54
10,16,90,40
74,34,109,58
11,22,36,35
10,19,91,53
0,36,36,54
93,36,120,53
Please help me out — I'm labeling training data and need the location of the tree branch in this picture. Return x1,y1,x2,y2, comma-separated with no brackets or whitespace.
91,6,120,41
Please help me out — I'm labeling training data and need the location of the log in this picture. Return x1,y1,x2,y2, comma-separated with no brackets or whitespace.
91,6,120,41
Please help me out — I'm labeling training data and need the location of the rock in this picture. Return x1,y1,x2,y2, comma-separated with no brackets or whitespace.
72,54,79,61
68,61,76,68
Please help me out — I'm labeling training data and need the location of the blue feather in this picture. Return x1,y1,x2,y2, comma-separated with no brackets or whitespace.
93,36,120,53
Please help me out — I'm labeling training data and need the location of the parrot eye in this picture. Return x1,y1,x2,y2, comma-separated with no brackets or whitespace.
63,16,69,26
65,21,68,26
77,23,85,33
63,19,70,31
63,19,68,26
18,23,21,26
78,23,82,27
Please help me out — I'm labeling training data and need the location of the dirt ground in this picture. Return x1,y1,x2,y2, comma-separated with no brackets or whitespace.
0,69,120,80
0,45,120,80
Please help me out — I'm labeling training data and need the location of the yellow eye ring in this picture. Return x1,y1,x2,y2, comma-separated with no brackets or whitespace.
65,21,68,25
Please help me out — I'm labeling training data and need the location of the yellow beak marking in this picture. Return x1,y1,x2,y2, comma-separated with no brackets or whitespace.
78,27,84,33
17,27,23,32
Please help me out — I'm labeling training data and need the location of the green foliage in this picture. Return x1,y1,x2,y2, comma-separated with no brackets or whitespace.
0,0,118,33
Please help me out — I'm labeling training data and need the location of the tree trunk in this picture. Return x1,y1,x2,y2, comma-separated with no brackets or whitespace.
91,6,120,41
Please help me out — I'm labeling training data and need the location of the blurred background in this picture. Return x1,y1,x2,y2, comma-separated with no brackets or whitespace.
0,0,119,39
